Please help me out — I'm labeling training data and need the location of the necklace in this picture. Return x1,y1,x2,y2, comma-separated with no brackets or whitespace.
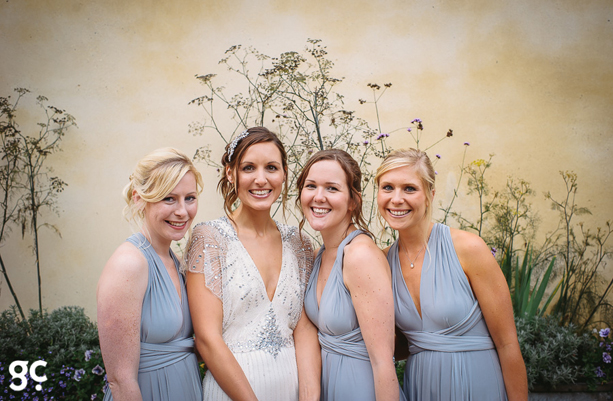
401,241,426,268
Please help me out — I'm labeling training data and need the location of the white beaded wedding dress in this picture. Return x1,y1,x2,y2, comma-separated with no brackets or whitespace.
185,216,313,401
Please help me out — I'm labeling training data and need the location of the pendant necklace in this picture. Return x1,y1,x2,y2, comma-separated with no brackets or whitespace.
401,242,426,268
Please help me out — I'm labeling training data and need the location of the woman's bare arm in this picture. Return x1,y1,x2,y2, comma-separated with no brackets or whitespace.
344,235,400,401
97,243,148,401
452,228,528,401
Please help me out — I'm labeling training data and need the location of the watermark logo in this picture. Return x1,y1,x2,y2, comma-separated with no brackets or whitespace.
8,360,48,391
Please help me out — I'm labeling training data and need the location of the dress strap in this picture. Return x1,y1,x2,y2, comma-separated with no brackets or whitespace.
334,229,367,262
126,233,180,270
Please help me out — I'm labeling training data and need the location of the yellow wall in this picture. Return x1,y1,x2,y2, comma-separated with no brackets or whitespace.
1,0,612,318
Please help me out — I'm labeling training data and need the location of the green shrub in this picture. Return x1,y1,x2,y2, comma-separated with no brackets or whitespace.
0,305,107,400
516,314,595,390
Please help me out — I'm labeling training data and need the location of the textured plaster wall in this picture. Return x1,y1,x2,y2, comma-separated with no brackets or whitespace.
1,0,612,319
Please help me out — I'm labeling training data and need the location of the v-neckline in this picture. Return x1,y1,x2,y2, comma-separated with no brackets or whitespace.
140,234,184,306
314,229,363,310
224,217,285,303
396,224,437,322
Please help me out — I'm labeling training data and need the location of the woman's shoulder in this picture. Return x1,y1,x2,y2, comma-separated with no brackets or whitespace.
448,226,487,252
192,217,234,237
344,232,385,263
448,226,494,273
100,241,149,291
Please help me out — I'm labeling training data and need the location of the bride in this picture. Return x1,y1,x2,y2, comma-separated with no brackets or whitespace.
185,127,320,401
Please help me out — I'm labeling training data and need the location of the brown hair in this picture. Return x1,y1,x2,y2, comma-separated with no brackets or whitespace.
218,127,288,218
375,148,436,221
296,149,371,235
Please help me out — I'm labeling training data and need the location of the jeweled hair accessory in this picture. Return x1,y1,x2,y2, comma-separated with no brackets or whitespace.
227,130,251,162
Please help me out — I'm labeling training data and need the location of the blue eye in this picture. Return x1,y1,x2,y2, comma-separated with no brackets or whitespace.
405,186,417,192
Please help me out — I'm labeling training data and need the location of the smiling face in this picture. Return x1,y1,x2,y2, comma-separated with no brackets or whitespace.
141,171,198,247
377,165,434,232
300,160,353,233
230,141,285,212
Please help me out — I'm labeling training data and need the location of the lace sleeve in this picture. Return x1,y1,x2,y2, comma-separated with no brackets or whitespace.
288,227,314,295
183,222,226,301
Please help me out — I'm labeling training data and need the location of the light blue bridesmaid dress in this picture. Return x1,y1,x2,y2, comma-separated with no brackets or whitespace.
389,223,507,400
305,230,405,401
103,233,202,401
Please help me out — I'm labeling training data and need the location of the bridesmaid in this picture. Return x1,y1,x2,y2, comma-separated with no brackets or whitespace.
97,148,204,401
297,149,403,401
375,148,527,400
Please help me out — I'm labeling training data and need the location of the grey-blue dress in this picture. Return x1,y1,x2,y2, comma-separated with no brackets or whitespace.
305,230,405,401
389,224,507,401
103,233,202,401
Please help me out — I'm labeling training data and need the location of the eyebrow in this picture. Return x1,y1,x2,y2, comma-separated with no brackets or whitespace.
167,191,198,196
239,160,282,166
380,180,420,186
306,178,342,186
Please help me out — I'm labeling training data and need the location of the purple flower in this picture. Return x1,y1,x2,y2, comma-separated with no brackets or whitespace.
407,128,412,132
607,344,612,352
435,154,441,159
363,140,369,145
85,350,93,361
464,142,470,146
491,247,497,257
102,381,110,394
603,352,612,364
92,365,105,375
600,328,611,338
434,171,438,175
596,366,606,378
376,133,389,140
91,395,98,400
601,341,605,347
411,118,422,124
74,369,85,381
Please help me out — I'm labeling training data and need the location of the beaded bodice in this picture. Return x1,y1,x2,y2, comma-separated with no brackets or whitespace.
185,217,313,357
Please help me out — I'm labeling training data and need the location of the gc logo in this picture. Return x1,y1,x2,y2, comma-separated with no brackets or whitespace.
8,360,48,391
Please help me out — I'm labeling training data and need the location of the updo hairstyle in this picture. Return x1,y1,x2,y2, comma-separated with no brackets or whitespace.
218,127,288,218
375,148,436,220
123,147,203,224
295,149,370,235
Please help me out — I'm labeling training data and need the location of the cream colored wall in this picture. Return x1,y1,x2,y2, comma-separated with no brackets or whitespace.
1,0,612,319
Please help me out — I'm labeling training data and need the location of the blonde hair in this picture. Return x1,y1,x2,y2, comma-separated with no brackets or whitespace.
375,148,436,221
123,147,204,224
